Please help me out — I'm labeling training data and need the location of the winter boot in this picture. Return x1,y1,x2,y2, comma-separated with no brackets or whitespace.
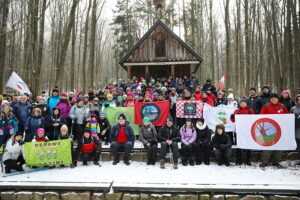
182,159,188,166
113,156,119,165
5,166,11,174
173,163,178,169
160,159,165,169
83,161,88,165
189,159,195,166
93,161,99,165
124,159,130,166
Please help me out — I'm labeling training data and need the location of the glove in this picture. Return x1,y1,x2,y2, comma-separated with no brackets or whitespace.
150,141,157,145
19,141,25,145
230,114,235,120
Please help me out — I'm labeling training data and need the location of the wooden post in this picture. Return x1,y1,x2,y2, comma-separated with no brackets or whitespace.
127,65,131,79
145,65,149,80
171,65,175,77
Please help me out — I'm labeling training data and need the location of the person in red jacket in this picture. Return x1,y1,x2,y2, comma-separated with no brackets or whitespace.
201,92,214,106
231,99,255,166
74,128,101,167
260,93,289,168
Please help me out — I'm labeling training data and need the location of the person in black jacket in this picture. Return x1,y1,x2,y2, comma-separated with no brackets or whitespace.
158,117,181,169
211,124,232,166
98,112,111,145
260,85,272,106
195,118,212,165
45,107,66,140
247,88,263,114
34,97,51,119
202,79,216,95
74,128,101,166
110,114,135,165
215,92,226,107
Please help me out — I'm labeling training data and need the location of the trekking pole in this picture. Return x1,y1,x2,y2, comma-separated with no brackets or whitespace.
169,146,174,169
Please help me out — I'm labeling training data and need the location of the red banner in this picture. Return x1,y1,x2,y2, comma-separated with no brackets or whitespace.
134,100,170,126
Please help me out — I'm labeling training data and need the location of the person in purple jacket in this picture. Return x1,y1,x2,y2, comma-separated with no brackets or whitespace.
180,119,196,166
56,92,72,132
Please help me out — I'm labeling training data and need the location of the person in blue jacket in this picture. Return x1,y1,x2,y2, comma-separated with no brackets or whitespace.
25,108,45,142
13,95,32,134
47,88,60,114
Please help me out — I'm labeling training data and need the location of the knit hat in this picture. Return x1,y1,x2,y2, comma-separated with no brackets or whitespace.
15,132,24,138
227,93,234,99
143,117,151,122
36,128,45,134
145,94,151,98
270,93,279,99
91,114,97,118
281,90,290,96
83,94,89,98
240,98,248,104
166,117,174,123
61,92,67,97
161,87,167,91
99,111,105,116
197,118,205,124
83,128,91,134
118,113,126,120
186,118,192,123
77,98,83,103
106,94,113,98
262,85,270,90
52,88,59,93
117,96,123,99
60,124,68,133
93,97,99,101
249,88,256,92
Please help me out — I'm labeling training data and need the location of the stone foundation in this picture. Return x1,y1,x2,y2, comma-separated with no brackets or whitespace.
0,191,299,200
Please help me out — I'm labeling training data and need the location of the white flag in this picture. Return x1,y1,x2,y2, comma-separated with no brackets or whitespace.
6,71,32,95
203,103,237,132
236,114,296,150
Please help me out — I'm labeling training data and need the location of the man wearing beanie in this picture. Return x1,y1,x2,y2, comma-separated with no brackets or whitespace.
110,114,135,165
291,94,300,164
158,117,181,169
139,117,158,165
247,88,263,114
260,93,289,168
260,85,272,106
47,88,60,114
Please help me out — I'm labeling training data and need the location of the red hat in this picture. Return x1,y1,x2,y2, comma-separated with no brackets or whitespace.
61,92,68,97
145,94,151,98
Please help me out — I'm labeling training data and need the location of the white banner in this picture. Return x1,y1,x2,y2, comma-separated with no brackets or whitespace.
6,71,31,94
236,114,296,150
203,103,237,132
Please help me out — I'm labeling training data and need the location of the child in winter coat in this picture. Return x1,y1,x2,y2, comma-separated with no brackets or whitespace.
32,128,49,142
58,125,76,168
45,107,66,140
180,119,196,166
86,114,100,140
211,124,232,166
74,128,101,166
3,132,25,173
195,118,212,165
139,117,157,165
25,108,45,142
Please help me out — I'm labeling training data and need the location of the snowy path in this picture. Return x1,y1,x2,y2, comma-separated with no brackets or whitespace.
1,161,300,192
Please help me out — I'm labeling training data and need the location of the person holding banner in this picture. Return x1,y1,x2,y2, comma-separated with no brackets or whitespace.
139,117,158,165
211,124,232,166
74,128,101,166
158,117,180,169
180,119,197,166
291,94,300,164
58,125,76,168
3,132,25,174
260,93,289,168
110,114,135,165
230,99,255,166
195,118,212,165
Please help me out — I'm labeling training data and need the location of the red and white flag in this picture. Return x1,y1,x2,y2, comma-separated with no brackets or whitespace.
6,71,31,94
218,72,226,90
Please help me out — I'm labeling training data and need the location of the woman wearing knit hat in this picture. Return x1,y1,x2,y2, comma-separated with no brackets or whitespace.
139,117,158,165
101,93,116,111
3,132,25,174
280,90,295,112
32,128,48,142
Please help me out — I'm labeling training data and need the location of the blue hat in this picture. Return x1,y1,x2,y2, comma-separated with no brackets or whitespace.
99,111,105,116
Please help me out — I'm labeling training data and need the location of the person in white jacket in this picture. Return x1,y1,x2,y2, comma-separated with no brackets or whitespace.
3,132,25,173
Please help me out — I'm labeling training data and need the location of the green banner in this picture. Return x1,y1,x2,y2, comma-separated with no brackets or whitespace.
24,140,72,166
105,107,140,135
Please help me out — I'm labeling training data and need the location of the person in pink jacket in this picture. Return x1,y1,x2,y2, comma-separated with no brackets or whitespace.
180,119,196,166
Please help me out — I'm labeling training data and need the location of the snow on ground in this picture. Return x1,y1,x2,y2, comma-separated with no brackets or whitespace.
1,160,300,190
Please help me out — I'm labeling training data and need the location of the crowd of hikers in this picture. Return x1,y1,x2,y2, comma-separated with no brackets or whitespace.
1,73,300,173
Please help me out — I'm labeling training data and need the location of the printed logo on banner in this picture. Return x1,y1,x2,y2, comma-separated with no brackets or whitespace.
184,103,196,115
251,118,281,146
17,81,25,90
217,111,227,124
141,103,161,123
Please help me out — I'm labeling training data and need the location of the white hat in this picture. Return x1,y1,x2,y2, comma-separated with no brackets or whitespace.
227,93,234,99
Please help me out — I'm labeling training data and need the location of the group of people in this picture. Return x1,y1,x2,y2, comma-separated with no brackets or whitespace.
0,74,299,173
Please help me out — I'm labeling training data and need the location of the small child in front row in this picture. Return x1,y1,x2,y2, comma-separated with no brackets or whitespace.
86,114,100,140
